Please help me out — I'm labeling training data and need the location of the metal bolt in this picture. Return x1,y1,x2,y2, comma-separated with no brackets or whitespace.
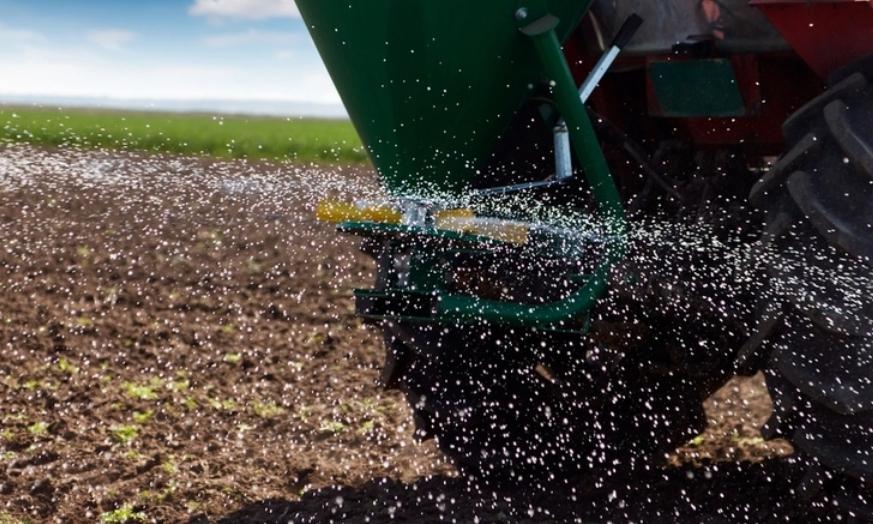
515,7,528,21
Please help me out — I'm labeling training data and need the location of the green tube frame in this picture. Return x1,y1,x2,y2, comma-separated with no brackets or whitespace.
437,14,628,329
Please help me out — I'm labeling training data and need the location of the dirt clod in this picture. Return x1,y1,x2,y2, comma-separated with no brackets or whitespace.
29,479,53,497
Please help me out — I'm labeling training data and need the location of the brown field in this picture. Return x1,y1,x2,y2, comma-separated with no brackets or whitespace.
0,145,798,523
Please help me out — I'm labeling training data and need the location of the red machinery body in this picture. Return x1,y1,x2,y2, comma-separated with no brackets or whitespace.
753,0,873,79
558,0,873,179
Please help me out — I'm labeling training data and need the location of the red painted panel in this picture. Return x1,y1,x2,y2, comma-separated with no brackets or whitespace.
753,0,873,78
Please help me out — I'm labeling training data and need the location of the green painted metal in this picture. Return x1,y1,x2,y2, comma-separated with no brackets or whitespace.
437,257,610,328
527,19,626,223
340,19,628,330
306,4,630,328
436,18,627,329
295,0,593,195
650,59,746,118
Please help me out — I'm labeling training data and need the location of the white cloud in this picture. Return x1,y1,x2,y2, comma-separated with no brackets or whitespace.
0,14,340,108
0,41,340,105
87,29,137,50
203,29,297,47
189,0,299,20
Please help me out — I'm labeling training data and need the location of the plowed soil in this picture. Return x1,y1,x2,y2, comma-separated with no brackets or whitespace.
0,145,796,523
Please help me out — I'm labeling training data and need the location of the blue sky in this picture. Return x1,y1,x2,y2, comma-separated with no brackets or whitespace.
0,0,341,109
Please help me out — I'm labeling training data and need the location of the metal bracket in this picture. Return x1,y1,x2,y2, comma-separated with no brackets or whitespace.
479,14,641,199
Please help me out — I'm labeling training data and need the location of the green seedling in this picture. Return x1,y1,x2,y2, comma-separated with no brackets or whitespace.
252,401,285,419
208,398,237,411
358,420,376,435
27,422,48,437
123,380,159,400
162,458,178,475
223,352,242,364
99,504,147,524
689,434,706,447
169,378,189,392
732,435,765,446
319,420,347,434
0,513,33,524
296,405,312,423
132,410,153,424
306,333,326,346
112,424,139,445
57,357,79,375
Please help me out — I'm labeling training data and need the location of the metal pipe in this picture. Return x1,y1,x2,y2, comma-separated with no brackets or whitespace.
553,124,573,180
551,14,641,185
578,45,622,103
550,40,618,182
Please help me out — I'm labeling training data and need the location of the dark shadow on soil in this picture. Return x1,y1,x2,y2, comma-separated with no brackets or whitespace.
207,460,828,524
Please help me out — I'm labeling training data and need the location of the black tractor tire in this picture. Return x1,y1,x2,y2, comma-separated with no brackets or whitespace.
749,57,873,518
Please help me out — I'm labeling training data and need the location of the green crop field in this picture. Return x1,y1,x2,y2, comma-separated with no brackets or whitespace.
0,106,367,164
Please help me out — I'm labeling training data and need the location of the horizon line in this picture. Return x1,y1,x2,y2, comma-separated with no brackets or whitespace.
0,94,349,119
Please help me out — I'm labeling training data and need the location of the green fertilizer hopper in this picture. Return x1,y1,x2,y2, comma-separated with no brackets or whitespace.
303,0,628,333
299,0,873,513
297,1,595,195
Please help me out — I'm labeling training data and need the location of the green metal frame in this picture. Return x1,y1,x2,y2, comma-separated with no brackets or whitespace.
436,14,626,329
342,13,628,330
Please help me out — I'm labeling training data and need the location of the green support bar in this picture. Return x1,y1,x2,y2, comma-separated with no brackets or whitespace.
525,15,626,223
436,14,628,329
